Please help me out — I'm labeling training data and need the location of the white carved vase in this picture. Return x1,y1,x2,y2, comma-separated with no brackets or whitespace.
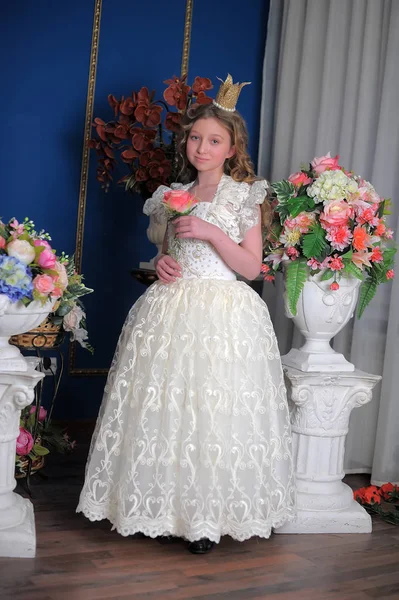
282,271,361,372
0,295,54,372
140,213,167,270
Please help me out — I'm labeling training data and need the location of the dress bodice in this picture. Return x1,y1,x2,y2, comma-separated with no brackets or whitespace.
143,174,270,281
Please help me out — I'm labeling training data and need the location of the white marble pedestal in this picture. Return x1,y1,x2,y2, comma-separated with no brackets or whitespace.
275,367,381,534
0,366,44,557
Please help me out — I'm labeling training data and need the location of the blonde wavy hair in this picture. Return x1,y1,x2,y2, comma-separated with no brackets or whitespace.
176,103,272,232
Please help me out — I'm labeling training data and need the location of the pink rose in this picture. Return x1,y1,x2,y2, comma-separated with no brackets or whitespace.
30,406,47,422
311,152,341,174
288,171,313,187
320,200,353,228
33,239,52,250
38,248,56,269
162,190,198,213
386,269,394,280
16,427,34,456
33,274,55,295
0,236,5,249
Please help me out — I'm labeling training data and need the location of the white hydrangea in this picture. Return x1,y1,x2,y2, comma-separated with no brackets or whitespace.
307,170,358,204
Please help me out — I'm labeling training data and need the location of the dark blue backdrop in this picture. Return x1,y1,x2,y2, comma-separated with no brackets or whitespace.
1,0,269,418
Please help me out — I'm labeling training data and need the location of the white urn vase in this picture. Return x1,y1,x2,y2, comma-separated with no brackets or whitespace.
282,272,361,372
0,295,54,372
139,213,167,271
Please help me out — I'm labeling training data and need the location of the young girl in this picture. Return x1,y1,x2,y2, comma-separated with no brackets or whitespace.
77,75,295,553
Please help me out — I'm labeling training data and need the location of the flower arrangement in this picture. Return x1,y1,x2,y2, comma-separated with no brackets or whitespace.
354,483,399,525
90,75,213,198
15,403,76,478
0,217,93,351
262,153,397,317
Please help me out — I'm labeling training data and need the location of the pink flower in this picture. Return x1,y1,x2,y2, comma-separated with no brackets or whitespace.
293,212,316,233
38,248,56,269
33,239,52,250
320,256,332,269
286,247,300,260
162,190,198,213
330,255,345,271
311,152,341,174
30,406,47,422
51,261,68,292
375,221,386,236
16,427,34,456
9,219,25,235
358,185,381,205
307,258,320,270
370,247,383,263
288,171,313,187
386,269,395,280
320,200,353,228
325,226,352,251
352,250,372,269
385,228,394,240
260,264,270,274
330,282,340,291
33,274,55,295
356,207,379,227
0,236,5,250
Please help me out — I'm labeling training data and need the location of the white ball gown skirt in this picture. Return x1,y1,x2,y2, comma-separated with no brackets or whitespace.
77,276,296,543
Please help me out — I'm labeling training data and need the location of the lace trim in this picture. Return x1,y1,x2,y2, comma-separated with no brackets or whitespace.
76,505,297,543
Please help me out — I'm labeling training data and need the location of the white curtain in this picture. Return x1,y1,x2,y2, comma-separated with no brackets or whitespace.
258,0,399,485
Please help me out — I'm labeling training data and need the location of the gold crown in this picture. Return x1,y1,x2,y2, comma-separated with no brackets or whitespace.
213,74,251,112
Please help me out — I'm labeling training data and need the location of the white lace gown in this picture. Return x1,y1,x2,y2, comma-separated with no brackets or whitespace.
77,174,296,542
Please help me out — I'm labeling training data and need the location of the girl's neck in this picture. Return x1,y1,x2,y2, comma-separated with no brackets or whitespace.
195,169,224,187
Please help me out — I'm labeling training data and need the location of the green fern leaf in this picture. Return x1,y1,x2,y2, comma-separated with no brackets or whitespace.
285,259,307,316
302,223,327,259
357,277,378,318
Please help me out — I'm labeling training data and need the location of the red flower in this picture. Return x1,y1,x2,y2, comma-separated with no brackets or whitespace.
370,246,383,263
120,97,136,116
163,75,190,110
379,482,396,500
131,129,156,151
260,264,270,274
195,91,213,105
140,149,166,167
108,94,120,117
363,485,381,504
148,159,171,182
386,269,395,280
165,112,182,132
121,148,139,163
93,118,107,141
114,124,130,139
330,282,340,291
329,255,345,271
192,77,213,94
135,167,149,182
264,274,275,282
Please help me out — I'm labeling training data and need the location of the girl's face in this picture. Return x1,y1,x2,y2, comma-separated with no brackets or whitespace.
186,117,235,177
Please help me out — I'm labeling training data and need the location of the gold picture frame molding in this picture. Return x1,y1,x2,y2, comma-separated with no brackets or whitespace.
69,0,194,376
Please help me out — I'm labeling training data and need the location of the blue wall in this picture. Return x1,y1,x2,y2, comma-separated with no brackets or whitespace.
1,0,269,419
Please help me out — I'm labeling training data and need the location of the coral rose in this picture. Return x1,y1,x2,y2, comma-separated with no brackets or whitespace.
163,190,198,213
33,274,55,295
320,200,353,228
288,171,313,187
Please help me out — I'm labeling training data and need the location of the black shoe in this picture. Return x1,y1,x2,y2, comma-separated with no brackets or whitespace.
187,538,215,554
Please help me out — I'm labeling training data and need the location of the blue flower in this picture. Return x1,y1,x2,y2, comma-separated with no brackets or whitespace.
0,255,33,302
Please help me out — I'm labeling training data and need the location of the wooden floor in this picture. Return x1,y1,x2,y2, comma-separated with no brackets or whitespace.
1,426,399,600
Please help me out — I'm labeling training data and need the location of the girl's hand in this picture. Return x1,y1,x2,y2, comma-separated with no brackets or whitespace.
155,253,182,284
173,216,216,242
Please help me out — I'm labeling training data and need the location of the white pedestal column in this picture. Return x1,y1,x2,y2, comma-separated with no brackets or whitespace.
0,366,44,557
275,367,381,534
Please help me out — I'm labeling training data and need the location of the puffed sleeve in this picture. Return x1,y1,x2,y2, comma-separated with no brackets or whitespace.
142,185,171,222
238,179,270,239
